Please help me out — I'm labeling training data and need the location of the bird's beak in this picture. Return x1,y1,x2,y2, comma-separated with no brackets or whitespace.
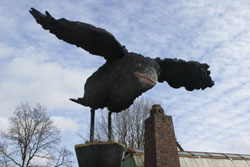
134,72,157,86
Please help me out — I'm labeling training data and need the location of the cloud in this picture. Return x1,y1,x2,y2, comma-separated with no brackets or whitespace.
0,117,9,133
51,116,79,133
0,45,95,117
230,137,250,154
29,156,49,166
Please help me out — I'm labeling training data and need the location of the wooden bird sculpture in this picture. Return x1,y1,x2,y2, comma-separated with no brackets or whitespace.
30,8,214,141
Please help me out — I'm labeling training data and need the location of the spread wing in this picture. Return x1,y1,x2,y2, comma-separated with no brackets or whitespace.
29,8,126,61
156,58,214,91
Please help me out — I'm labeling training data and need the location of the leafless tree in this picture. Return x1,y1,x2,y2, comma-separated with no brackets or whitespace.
0,103,73,167
95,97,156,149
47,147,73,167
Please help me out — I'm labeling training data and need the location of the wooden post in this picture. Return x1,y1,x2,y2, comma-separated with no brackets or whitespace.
90,109,95,142
108,111,112,141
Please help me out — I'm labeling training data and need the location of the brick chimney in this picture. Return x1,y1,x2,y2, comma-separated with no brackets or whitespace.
144,105,180,167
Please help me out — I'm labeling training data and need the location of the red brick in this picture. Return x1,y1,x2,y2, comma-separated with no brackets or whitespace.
144,113,180,167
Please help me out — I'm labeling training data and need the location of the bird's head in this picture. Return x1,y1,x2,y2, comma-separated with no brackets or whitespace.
127,53,160,90
134,70,158,88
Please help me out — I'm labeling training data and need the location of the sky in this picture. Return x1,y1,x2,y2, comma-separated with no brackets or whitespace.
1,0,250,160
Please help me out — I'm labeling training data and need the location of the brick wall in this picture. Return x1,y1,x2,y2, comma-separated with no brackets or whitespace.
144,105,180,167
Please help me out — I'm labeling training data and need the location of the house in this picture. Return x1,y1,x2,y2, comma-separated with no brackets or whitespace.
121,148,250,167
121,104,250,167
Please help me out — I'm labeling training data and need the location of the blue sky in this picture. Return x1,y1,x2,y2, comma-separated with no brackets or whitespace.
1,0,250,159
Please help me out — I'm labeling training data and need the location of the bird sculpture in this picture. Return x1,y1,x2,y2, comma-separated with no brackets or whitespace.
30,8,214,142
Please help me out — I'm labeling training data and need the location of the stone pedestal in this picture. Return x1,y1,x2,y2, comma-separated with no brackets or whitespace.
75,141,125,167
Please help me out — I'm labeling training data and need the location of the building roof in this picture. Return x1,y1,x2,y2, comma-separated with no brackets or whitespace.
121,148,250,167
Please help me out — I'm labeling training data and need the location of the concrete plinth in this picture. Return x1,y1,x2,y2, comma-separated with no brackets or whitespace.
75,141,125,167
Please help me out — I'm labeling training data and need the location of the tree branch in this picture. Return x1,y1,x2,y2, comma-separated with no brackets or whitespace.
0,149,22,167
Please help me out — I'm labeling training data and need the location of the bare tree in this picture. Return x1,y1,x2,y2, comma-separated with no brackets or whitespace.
0,144,10,167
47,147,73,167
95,97,156,149
0,103,73,167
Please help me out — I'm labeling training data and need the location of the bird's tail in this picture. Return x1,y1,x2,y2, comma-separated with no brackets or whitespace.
70,98,87,106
